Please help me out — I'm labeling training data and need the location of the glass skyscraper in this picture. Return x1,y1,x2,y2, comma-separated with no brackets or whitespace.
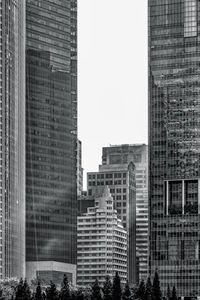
0,1,26,279
26,0,77,281
149,0,200,296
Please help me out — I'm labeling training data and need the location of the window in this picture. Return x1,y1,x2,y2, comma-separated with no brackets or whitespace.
167,181,183,215
165,179,199,215
184,0,197,37
184,180,198,214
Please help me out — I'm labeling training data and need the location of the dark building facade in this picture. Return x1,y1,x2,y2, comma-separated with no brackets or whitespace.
78,194,95,215
26,0,77,281
149,0,200,296
102,144,148,280
77,139,83,196
87,163,137,285
0,1,26,279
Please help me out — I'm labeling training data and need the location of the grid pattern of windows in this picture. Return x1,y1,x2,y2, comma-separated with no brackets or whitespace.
0,1,25,279
77,189,127,286
149,0,200,296
26,0,77,266
184,0,197,37
87,163,137,284
102,145,148,280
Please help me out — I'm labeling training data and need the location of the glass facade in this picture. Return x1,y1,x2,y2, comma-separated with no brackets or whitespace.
26,0,77,265
0,1,26,279
149,0,200,296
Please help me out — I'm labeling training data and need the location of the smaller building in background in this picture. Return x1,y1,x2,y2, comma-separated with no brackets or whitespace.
26,261,76,285
78,191,95,215
87,162,137,285
77,187,127,286
102,144,148,280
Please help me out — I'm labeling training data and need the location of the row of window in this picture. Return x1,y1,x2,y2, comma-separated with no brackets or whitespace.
88,180,127,186
88,173,127,180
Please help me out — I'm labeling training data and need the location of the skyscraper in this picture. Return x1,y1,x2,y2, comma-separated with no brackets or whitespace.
77,139,83,196
0,1,26,279
102,144,148,280
26,0,77,282
77,187,127,286
149,0,200,296
87,162,137,285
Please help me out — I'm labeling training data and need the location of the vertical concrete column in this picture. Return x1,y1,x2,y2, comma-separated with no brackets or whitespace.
198,179,200,214
182,180,185,215
166,181,169,215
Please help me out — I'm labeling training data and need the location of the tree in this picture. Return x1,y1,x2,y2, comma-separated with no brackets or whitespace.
15,279,31,300
1,278,18,300
70,292,77,300
103,276,112,300
171,286,177,300
166,285,171,300
145,277,152,300
152,271,162,300
122,281,131,300
23,279,32,300
112,272,121,300
135,279,145,300
46,282,59,300
35,282,43,300
15,278,24,300
60,275,71,300
76,289,84,300
91,279,102,300
42,292,46,300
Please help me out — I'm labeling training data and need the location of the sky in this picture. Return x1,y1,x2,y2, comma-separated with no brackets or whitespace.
78,0,148,185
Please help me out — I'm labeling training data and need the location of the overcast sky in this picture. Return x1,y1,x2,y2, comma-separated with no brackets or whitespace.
78,0,148,185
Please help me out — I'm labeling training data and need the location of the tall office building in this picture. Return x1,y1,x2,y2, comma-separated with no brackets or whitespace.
77,187,127,286
149,0,200,296
0,1,26,279
102,144,148,280
87,162,137,285
26,0,77,283
77,139,83,196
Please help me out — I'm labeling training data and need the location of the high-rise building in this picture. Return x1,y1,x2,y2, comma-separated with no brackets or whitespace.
78,193,95,215
102,144,148,280
77,139,83,196
149,0,200,296
26,0,77,283
77,187,127,286
87,162,137,285
0,1,26,279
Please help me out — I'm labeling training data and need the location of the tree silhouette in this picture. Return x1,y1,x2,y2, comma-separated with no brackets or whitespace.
91,279,102,300
15,279,31,300
122,281,131,300
152,271,162,300
35,282,43,300
60,275,70,300
135,279,145,300
46,282,59,300
145,277,152,300
23,279,31,300
103,276,112,300
112,272,121,300
76,289,84,300
15,278,24,300
167,285,171,300
171,286,177,300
